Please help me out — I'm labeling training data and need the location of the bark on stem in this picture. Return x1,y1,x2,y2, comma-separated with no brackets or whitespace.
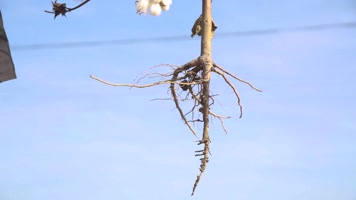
191,0,213,195
200,0,212,144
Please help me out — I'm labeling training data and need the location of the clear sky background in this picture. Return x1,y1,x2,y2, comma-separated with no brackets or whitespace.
1,0,356,199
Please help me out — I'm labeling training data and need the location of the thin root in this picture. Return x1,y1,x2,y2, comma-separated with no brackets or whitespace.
210,111,230,134
212,68,244,118
213,63,263,92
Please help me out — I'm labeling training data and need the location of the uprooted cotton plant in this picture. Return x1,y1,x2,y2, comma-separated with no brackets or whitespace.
89,0,262,196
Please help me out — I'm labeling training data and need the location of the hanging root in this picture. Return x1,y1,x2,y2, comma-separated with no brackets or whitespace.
190,61,262,195
90,58,203,139
90,74,174,88
210,111,230,134
213,63,263,92
191,138,210,196
212,63,262,118
90,59,262,195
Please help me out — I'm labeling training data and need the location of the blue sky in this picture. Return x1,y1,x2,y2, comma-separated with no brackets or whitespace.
1,0,356,199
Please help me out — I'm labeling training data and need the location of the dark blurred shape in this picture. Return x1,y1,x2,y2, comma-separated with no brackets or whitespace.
0,10,16,83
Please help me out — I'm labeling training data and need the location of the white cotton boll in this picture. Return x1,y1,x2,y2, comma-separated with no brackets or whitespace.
150,3,162,16
136,0,149,14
